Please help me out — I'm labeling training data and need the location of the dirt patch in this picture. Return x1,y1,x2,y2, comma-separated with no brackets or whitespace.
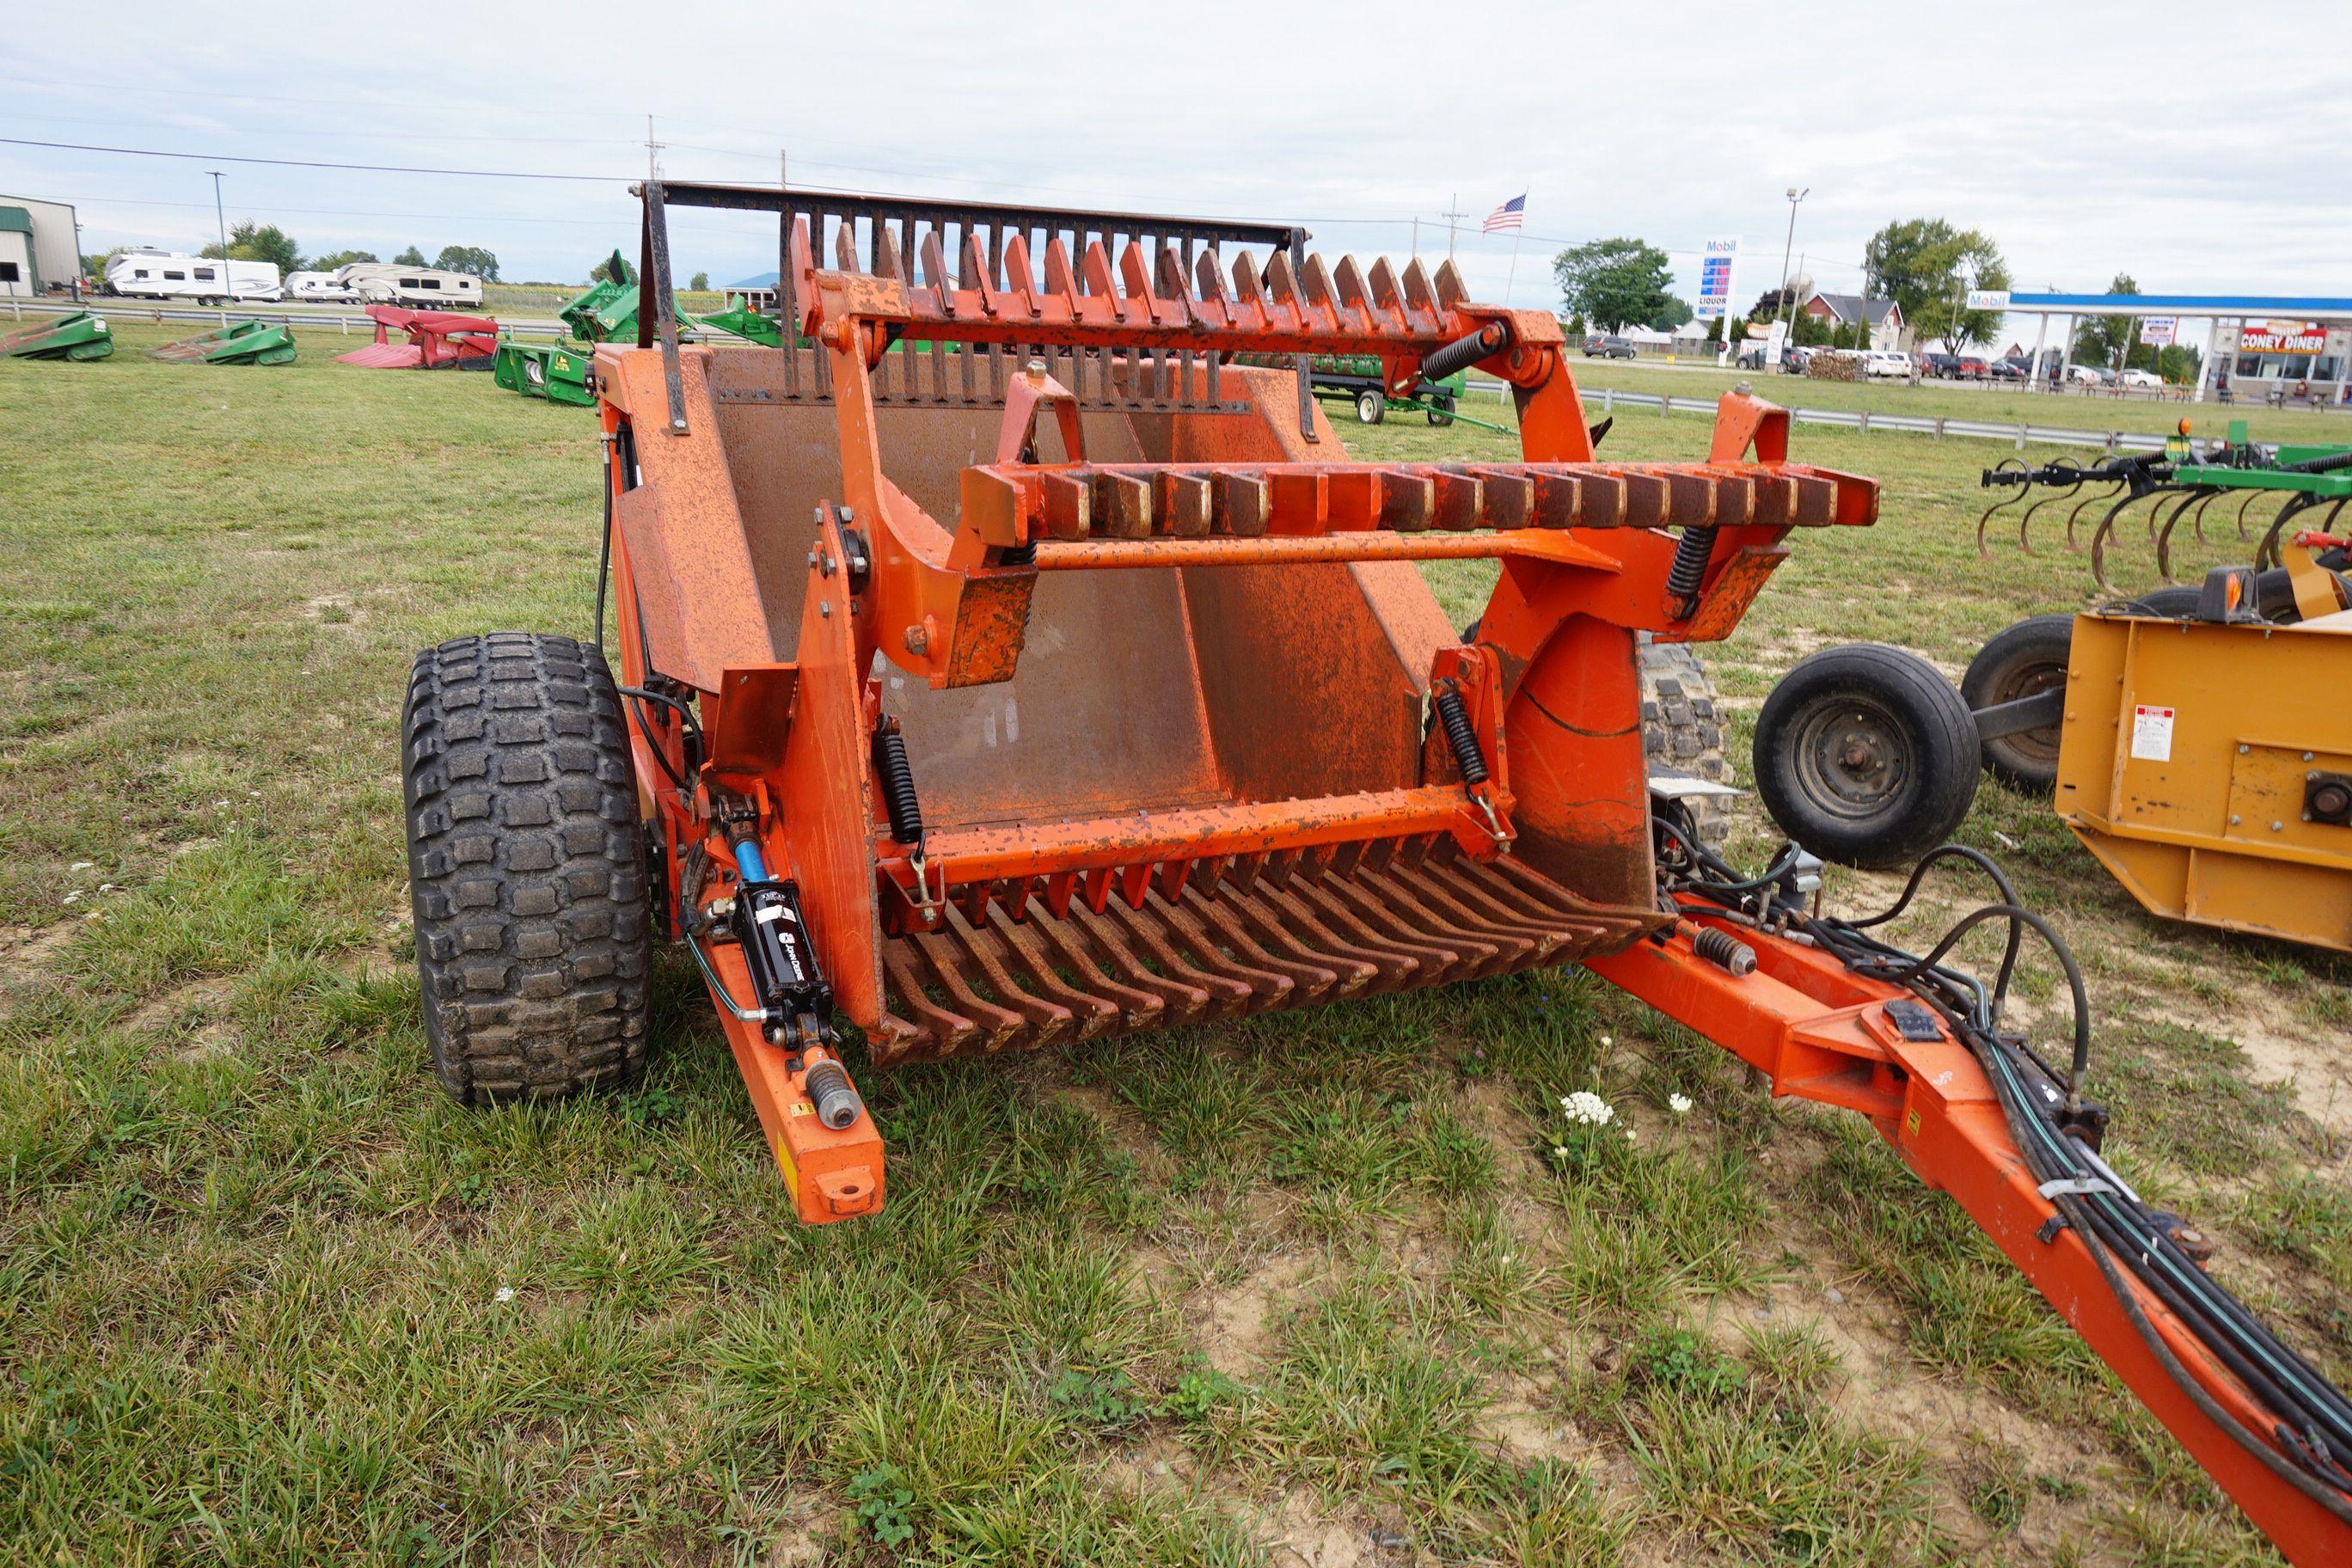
126,976,240,1060
1259,1489,1409,1567
1193,1251,1322,1379
2200,987,2352,1146
0,922,78,993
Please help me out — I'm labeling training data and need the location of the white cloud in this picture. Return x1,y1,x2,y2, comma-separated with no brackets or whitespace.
4,0,2344,307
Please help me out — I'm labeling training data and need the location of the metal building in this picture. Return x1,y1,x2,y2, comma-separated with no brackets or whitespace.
0,194,81,299
2003,291,2351,407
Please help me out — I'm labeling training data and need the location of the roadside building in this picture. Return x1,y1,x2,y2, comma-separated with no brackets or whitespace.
1999,294,2352,405
0,194,80,299
1800,291,1903,350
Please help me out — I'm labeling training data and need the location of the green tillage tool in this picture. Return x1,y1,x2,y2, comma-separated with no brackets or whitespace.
149,319,297,366
2,311,114,361
1977,420,2352,588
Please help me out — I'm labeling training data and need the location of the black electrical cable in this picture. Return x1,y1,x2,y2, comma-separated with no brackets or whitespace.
1657,836,2352,1516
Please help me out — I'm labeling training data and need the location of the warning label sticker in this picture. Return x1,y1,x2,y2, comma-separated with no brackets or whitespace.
2130,705,2175,763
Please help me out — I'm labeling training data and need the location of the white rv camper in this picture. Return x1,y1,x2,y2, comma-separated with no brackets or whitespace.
104,250,282,303
336,263,485,309
283,270,358,303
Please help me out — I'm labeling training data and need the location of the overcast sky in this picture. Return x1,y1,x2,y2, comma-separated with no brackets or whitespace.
4,0,2346,336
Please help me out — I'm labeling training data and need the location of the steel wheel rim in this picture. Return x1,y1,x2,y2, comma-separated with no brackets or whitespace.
1792,695,1911,822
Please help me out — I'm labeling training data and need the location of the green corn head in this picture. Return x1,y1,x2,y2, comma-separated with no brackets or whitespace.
493,340,597,406
2,311,114,361
149,319,297,366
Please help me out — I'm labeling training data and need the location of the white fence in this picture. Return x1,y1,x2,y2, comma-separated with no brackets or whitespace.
0,296,2312,454
1479,380,2174,454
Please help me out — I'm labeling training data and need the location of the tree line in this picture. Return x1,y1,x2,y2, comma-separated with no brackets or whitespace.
1551,217,2199,377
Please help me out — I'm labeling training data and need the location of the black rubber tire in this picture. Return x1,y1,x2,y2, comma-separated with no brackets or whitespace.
402,632,652,1105
1356,389,1385,425
1752,644,1980,869
1426,397,1455,427
1638,640,1732,856
2123,585,2204,618
1960,614,2073,793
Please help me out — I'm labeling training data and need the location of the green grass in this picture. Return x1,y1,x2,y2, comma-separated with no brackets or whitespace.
0,320,2343,1565
1516,355,2352,444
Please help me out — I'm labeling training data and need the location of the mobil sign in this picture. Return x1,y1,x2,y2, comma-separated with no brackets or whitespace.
2239,319,2326,353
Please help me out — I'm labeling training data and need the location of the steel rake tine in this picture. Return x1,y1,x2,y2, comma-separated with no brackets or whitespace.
1975,458,2028,558
2153,487,2203,584
2088,489,2147,593
2253,493,2315,573
2186,489,2219,544
2231,488,2260,542
2061,479,2121,554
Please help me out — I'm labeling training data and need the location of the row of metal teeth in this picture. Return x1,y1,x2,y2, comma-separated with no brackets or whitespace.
872,848,1656,1063
966,458,1842,542
812,215,1474,342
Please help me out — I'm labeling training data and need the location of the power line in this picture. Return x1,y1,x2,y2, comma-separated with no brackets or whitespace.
0,137,626,182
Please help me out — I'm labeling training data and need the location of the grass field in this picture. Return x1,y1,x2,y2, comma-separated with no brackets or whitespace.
3,322,2347,1566
1539,357,2352,444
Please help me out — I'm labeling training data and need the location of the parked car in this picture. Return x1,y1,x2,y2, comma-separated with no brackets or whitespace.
2116,368,2164,389
1919,352,1961,379
1863,350,1914,378
1957,356,1989,379
2066,364,2108,386
1583,334,1635,359
1988,357,2029,381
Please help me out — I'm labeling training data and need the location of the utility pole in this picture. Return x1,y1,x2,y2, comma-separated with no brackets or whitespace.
1775,187,1808,331
208,170,230,317
1442,193,1468,260
1411,216,1419,257
646,114,664,182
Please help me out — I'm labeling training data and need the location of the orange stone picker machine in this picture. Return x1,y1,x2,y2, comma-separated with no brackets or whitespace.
398,181,2352,1560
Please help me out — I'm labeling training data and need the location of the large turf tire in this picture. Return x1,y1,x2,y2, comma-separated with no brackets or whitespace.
1960,614,2073,793
1638,640,1732,856
1752,644,1979,869
402,632,652,1105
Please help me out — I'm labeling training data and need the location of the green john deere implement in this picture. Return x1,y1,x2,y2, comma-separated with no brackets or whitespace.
493,338,598,406
3,310,114,361
149,319,297,366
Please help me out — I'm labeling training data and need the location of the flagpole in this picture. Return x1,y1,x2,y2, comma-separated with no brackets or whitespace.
1503,185,1528,303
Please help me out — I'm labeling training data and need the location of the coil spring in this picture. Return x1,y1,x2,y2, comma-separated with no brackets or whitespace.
1693,926,1757,976
1433,689,1489,785
1665,525,1717,609
871,726,925,846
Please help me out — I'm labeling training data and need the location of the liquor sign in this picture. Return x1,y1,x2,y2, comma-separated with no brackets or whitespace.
2139,317,2176,347
2239,320,2325,353
1695,236,1738,321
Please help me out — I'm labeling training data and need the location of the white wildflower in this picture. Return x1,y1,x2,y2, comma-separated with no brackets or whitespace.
1599,1033,1614,1047
1552,1145,1568,1159
1668,1093,1694,1115
97,883,115,894
493,1286,517,1304
1560,1090,1614,1126
1624,1128,1638,1142
70,861,95,872
213,799,230,807
62,890,82,904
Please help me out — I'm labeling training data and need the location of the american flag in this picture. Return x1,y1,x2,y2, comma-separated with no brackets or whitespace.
1482,194,1526,233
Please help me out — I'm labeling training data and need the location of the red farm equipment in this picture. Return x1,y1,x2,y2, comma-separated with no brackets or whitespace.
337,303,499,370
396,181,2352,1562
